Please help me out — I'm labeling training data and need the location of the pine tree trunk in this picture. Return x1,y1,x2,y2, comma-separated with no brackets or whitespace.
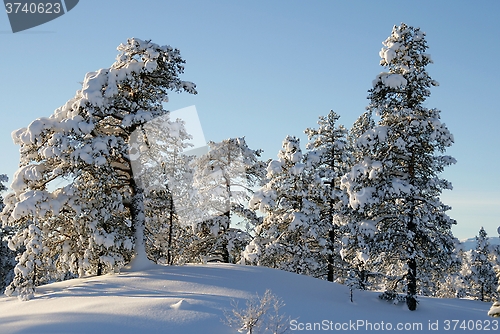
327,229,335,282
360,269,367,290
406,257,417,310
129,178,150,269
97,257,102,276
167,192,174,265
406,210,417,310
220,171,231,264
222,211,230,263
406,152,417,311
327,174,335,282
96,249,105,276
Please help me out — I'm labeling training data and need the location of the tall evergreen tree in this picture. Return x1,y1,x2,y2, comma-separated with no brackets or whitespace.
341,23,456,310
337,110,380,290
466,227,497,302
248,136,329,277
304,110,352,282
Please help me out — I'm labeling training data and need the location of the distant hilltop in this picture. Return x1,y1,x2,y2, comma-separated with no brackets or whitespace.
459,236,500,251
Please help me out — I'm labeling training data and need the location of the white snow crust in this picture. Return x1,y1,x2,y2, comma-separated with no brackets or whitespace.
0,264,492,333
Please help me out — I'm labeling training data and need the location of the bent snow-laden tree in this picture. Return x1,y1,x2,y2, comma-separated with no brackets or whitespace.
2,38,196,300
341,23,456,310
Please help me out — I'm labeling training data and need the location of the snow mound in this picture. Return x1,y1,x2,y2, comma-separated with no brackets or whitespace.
0,264,493,333
122,249,157,272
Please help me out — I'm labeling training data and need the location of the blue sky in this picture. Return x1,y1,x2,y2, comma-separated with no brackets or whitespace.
0,0,498,239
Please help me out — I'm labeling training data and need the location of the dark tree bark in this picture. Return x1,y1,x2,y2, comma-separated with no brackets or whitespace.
327,229,335,282
166,191,174,265
406,152,417,311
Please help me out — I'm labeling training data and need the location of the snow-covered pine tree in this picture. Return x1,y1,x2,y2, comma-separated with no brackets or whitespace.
489,233,500,270
433,246,471,299
0,174,7,203
144,187,197,266
190,137,265,263
489,265,500,317
433,244,464,299
143,180,199,267
339,214,379,291
488,230,500,316
421,249,461,297
347,111,375,162
247,136,329,277
335,110,380,290
2,38,196,299
232,205,263,265
304,110,352,282
0,174,15,294
341,23,457,310
130,114,196,266
466,227,497,302
454,248,469,298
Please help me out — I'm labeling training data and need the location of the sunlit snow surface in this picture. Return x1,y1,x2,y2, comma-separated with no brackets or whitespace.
0,264,492,333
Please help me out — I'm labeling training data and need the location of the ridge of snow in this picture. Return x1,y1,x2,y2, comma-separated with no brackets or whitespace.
0,264,492,333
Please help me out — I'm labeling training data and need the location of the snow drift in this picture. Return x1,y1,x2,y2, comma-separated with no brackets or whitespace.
0,264,493,333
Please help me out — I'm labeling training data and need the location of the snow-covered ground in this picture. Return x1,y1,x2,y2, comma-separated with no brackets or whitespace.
0,263,493,333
